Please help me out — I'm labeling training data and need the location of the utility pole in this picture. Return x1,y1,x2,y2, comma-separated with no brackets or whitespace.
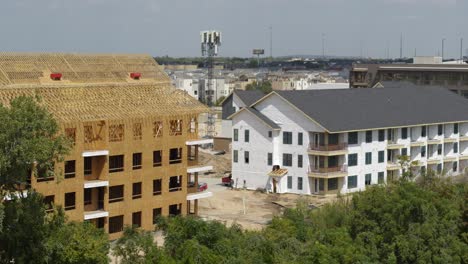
321,33,325,59
400,33,403,59
461,38,464,64
442,38,445,61
269,26,273,59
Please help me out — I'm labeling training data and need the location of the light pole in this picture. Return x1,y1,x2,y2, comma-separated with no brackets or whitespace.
442,38,445,61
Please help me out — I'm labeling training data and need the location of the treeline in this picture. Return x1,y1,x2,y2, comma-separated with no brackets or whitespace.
113,178,468,263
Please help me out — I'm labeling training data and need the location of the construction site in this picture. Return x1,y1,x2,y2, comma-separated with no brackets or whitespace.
0,53,213,240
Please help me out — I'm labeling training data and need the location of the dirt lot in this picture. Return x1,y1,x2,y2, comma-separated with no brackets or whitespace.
197,151,337,230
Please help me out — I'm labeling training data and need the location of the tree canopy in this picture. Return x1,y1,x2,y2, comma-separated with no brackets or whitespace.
115,179,468,264
0,96,71,192
245,81,273,94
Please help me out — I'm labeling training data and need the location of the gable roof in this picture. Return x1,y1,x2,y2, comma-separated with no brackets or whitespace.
234,90,265,106
0,53,208,123
246,107,281,129
273,87,468,132
229,107,280,130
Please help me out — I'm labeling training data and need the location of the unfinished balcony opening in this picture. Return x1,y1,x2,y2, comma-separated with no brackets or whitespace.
84,156,106,181
187,145,199,167
187,172,199,194
84,186,106,212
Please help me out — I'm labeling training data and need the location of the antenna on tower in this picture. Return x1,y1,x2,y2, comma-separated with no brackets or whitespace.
200,30,222,138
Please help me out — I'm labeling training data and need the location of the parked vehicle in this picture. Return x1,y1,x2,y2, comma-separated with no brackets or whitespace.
198,182,208,192
221,173,233,187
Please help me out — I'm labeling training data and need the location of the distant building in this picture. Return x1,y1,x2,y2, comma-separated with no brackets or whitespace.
174,74,200,100
230,87,468,195
350,62,468,97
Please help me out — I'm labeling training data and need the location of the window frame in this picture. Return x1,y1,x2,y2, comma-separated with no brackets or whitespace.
378,172,384,184
109,155,124,173
153,150,162,167
347,175,358,189
132,182,142,199
64,192,76,211
348,132,358,145
244,129,250,143
233,129,239,141
348,153,358,167
132,153,142,170
153,179,162,195
378,130,385,142
378,151,385,163
365,173,372,185
365,131,372,143
64,160,76,179
283,132,293,145
297,177,303,190
109,185,124,203
298,132,303,145
282,153,293,167
365,152,372,165
401,127,408,139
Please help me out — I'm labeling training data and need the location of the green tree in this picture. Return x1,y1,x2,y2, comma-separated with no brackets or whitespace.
112,226,163,264
0,191,63,263
46,222,109,264
245,81,272,94
0,96,71,192
397,154,419,180
0,191,109,264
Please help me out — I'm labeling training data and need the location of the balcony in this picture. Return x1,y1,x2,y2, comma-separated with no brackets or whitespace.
187,146,213,173
308,143,348,156
386,161,400,171
444,137,458,143
308,165,347,178
84,210,108,220
387,140,405,149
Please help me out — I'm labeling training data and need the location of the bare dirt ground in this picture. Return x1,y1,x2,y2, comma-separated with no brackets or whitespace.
197,151,338,230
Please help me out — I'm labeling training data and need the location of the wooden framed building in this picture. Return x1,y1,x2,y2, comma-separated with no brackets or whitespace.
0,53,213,239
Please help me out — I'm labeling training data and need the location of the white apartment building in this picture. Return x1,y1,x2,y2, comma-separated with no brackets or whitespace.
230,87,468,195
174,77,200,100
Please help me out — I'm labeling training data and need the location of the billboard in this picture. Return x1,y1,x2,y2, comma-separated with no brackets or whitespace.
253,49,265,55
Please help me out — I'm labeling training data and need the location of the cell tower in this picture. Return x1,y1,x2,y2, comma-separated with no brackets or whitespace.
200,30,222,138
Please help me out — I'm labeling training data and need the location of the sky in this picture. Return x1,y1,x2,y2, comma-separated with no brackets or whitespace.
0,0,466,58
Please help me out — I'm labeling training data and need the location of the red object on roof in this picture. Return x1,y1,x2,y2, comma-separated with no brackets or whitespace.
50,73,62,80
130,72,141,79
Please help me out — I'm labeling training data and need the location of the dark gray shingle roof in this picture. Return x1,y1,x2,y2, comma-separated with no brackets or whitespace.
275,87,468,132
246,107,280,129
234,90,265,106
